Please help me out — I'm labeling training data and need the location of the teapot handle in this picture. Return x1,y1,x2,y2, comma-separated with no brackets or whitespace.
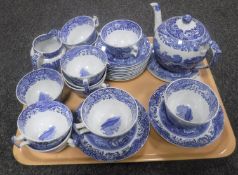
195,40,222,69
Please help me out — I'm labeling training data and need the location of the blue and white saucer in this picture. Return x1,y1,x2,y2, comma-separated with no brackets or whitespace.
147,52,199,82
148,84,224,148
95,35,151,81
72,100,150,161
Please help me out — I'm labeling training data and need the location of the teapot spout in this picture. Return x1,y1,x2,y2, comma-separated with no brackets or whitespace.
150,2,162,32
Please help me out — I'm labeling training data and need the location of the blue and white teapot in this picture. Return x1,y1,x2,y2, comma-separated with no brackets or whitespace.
150,2,221,73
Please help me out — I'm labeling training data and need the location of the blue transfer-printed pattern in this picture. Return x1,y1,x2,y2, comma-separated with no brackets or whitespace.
33,29,62,58
38,126,56,141
100,116,121,136
100,20,142,59
81,88,137,134
156,16,211,52
72,100,150,161
95,36,151,67
147,52,199,82
60,16,95,44
75,106,136,150
16,68,64,104
79,68,90,77
61,45,108,86
165,79,219,120
153,38,205,72
176,105,193,121
101,20,141,41
38,92,52,101
149,85,224,147
17,101,73,150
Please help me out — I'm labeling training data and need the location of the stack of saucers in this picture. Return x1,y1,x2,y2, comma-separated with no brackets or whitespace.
148,78,224,147
95,20,152,81
72,87,150,161
60,45,109,97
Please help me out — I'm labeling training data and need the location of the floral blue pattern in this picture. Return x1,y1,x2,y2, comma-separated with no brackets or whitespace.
165,78,219,121
60,45,108,86
81,88,138,137
147,52,199,82
15,101,73,150
148,84,224,147
16,68,64,105
59,16,97,46
72,100,150,161
100,20,142,59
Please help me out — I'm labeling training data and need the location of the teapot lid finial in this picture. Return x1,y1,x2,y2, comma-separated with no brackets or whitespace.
182,14,192,24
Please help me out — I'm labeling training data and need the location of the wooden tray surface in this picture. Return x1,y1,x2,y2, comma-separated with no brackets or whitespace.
13,38,236,165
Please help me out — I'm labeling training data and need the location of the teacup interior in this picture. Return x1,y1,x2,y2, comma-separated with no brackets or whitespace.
65,55,105,77
105,30,139,47
86,99,133,136
166,90,210,122
35,36,61,53
25,80,62,105
24,111,69,141
67,25,94,45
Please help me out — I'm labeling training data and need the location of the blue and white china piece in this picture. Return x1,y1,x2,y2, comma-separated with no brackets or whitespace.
150,2,222,73
31,29,65,70
27,129,75,153
74,87,138,138
164,78,219,127
64,69,109,97
16,68,64,106
148,84,224,147
95,35,152,81
100,19,143,59
147,52,199,82
72,100,150,161
59,16,99,49
12,101,73,150
60,45,108,89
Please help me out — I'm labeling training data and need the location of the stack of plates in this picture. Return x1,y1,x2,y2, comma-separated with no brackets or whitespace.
95,36,152,81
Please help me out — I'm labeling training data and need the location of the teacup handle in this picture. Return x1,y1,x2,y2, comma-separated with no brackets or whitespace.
195,40,222,69
74,106,90,135
67,138,76,147
11,135,30,148
130,45,139,57
83,79,90,94
92,16,99,27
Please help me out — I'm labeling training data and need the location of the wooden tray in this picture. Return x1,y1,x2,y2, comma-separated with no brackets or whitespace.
13,38,236,165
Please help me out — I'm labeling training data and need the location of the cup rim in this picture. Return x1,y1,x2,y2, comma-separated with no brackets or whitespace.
164,78,219,125
60,45,108,79
17,100,73,143
60,15,97,46
16,68,64,106
32,33,62,55
100,19,143,48
80,87,139,138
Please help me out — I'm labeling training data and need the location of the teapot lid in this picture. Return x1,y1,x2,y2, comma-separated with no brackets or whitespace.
165,14,205,40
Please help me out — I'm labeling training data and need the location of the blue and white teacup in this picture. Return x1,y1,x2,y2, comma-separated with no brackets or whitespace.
64,68,109,97
59,16,99,49
31,29,64,70
74,87,138,138
12,101,73,150
164,78,219,127
60,45,108,90
16,68,64,106
100,19,143,59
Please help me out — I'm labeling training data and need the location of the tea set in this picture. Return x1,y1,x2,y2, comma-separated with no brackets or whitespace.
12,2,224,162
